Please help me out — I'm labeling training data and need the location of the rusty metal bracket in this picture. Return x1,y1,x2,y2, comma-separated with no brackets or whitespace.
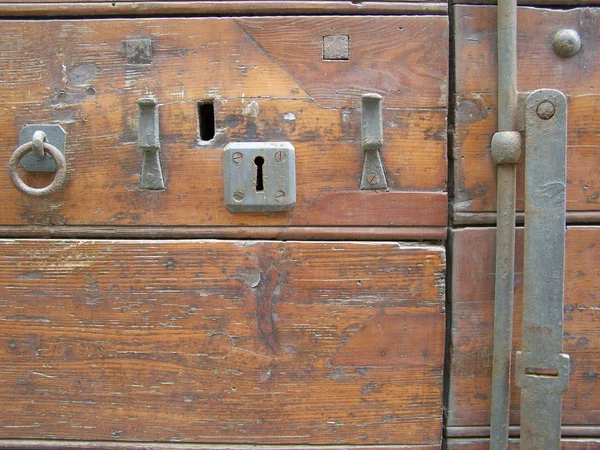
360,94,388,190
515,88,570,450
137,98,165,190
18,124,66,173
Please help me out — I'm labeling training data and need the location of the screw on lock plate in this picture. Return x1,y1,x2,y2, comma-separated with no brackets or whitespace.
223,142,296,212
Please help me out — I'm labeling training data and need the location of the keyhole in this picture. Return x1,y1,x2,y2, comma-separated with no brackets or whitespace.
254,156,264,192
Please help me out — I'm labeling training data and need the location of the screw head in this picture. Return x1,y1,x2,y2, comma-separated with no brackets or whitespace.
275,190,286,203
367,173,380,185
553,29,581,58
145,172,156,182
233,190,245,202
275,151,286,163
232,152,244,163
537,101,556,120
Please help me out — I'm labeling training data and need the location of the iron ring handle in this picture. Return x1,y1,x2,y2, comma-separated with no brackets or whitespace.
8,141,66,197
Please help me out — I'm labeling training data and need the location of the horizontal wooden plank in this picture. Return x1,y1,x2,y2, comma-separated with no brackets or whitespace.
0,17,447,231
447,439,600,449
0,1,449,15
0,442,439,450
446,425,600,438
452,6,600,216
454,0,599,5
0,240,445,444
447,227,600,427
0,226,447,240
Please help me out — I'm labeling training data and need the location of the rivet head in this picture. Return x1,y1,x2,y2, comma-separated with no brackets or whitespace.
367,173,380,185
275,190,286,203
537,101,556,120
232,152,243,163
233,190,244,202
552,29,581,58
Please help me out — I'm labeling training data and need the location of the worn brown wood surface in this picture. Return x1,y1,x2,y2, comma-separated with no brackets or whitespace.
0,240,445,444
0,443,439,450
447,439,600,449
452,6,600,221
0,2,449,16
447,227,600,427
0,17,447,233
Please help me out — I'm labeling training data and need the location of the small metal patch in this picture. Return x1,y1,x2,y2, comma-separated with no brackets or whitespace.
323,35,350,61
125,39,153,65
19,124,66,172
223,142,296,212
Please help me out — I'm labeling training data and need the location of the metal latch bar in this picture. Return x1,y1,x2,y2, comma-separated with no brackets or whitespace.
515,89,570,450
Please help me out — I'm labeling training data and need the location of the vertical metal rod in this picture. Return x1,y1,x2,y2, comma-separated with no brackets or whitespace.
490,0,518,447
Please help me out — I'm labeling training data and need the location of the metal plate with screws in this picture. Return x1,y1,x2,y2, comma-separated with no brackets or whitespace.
19,125,66,172
223,142,296,212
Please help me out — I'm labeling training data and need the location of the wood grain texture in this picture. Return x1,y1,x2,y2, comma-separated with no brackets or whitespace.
447,439,600,449
452,6,600,218
0,17,447,233
0,240,445,445
0,442,440,450
447,227,600,427
0,225,448,240
0,2,449,15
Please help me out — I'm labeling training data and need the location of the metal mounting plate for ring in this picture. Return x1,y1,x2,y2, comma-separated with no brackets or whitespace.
8,141,67,197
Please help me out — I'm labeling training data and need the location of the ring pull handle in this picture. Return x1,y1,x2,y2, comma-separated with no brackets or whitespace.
8,137,67,197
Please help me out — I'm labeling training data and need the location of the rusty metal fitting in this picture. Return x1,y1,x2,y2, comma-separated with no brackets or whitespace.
8,140,67,196
552,29,581,58
491,131,523,165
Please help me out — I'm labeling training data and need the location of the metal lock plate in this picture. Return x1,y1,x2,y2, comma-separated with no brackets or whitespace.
223,142,296,212
19,124,66,172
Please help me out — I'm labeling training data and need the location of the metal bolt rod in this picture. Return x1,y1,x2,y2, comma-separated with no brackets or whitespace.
490,0,519,447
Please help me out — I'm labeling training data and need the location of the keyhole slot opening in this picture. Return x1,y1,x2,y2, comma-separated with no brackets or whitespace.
254,156,265,192
198,101,215,141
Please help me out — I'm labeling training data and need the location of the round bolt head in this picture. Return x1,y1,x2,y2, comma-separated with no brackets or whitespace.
536,101,556,120
275,150,286,163
275,190,286,203
367,173,380,185
553,29,581,58
233,190,245,202
232,152,244,163
145,172,156,182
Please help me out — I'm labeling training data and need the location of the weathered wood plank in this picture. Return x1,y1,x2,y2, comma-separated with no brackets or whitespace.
447,227,600,427
0,17,447,233
0,1,449,15
447,439,600,449
0,240,445,444
452,6,600,219
0,442,440,450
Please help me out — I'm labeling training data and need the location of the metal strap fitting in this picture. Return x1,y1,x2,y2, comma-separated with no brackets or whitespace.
515,88,570,450
138,98,166,190
360,93,388,190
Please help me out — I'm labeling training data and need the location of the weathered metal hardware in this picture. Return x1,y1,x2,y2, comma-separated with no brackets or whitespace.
489,0,570,447
552,29,581,58
138,98,165,190
515,88,570,450
8,130,67,197
18,124,66,172
360,93,388,190
223,142,296,212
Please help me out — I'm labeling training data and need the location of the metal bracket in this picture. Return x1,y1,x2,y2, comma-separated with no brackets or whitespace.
138,98,165,190
19,124,66,172
360,94,388,190
515,89,570,450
